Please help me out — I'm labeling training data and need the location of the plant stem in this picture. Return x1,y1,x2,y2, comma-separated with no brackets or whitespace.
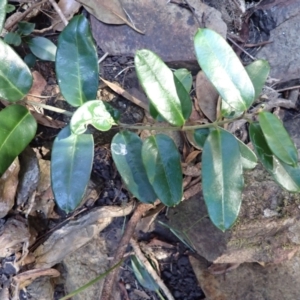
25,100,73,117
118,118,240,131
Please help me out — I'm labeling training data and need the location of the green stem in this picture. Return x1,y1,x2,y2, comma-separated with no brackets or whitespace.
59,260,123,300
119,118,240,132
25,100,73,117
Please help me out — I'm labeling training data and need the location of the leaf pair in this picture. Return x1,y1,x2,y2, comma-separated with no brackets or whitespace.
111,131,183,207
135,50,192,126
250,112,300,192
51,16,99,212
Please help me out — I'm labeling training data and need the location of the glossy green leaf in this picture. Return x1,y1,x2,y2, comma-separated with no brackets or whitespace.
0,105,37,176
135,49,185,126
246,60,270,100
174,68,192,93
142,134,183,207
0,39,33,101
259,111,298,166
249,122,300,192
249,122,273,171
4,32,21,46
24,53,36,68
27,37,56,61
56,15,98,107
202,128,244,231
173,72,192,120
70,100,117,134
51,126,94,213
131,256,159,292
0,0,6,32
194,28,254,113
111,131,157,204
193,128,210,148
272,157,300,192
237,139,257,170
17,21,35,36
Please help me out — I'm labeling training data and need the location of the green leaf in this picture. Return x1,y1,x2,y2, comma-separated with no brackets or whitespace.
24,53,36,68
259,111,298,166
249,122,273,171
245,60,270,100
194,28,254,114
135,49,185,126
0,39,33,101
0,0,7,32
70,100,117,134
0,105,37,176
174,68,192,93
56,15,98,107
5,4,15,13
173,73,192,120
249,122,300,192
221,100,243,119
111,131,157,204
4,32,21,46
202,128,244,231
131,256,159,292
237,139,257,170
27,37,56,61
193,128,210,148
51,126,94,213
142,134,183,207
17,21,35,36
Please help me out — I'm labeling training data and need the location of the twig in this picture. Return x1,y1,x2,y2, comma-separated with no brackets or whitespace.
98,52,109,64
100,201,160,300
24,100,73,116
227,36,256,60
48,0,68,26
276,85,300,93
5,0,48,30
130,238,175,300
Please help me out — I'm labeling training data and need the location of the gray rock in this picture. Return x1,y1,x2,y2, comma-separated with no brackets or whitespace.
257,0,300,81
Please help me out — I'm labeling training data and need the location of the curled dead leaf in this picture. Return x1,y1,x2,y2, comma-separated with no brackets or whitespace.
196,71,219,122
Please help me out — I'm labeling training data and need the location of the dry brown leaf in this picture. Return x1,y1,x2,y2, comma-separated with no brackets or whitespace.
196,71,219,122
30,111,66,128
52,0,81,31
185,150,201,164
101,77,149,111
77,0,144,34
26,71,47,102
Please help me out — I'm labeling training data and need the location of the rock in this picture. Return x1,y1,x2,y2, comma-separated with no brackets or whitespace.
90,0,227,71
62,235,121,300
256,0,300,81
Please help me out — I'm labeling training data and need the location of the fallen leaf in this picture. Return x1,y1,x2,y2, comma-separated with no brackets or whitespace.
0,158,20,218
52,0,81,31
101,77,149,111
26,71,47,102
185,150,201,164
196,71,219,122
77,0,144,34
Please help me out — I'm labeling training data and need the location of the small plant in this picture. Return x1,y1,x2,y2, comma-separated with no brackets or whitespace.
0,11,299,232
